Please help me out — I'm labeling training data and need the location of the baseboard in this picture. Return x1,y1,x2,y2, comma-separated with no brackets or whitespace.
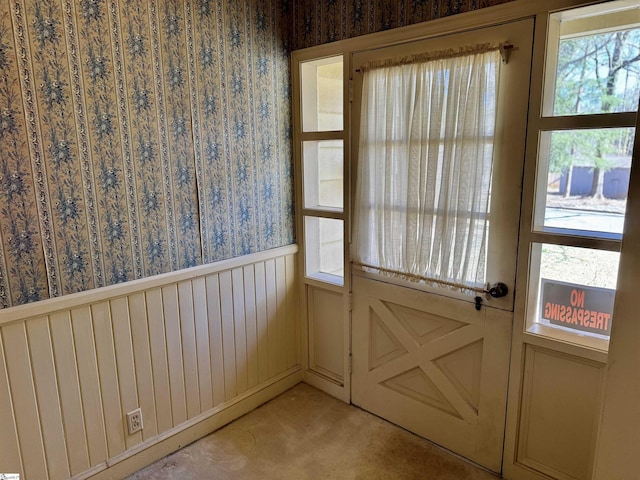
303,369,350,404
79,367,303,480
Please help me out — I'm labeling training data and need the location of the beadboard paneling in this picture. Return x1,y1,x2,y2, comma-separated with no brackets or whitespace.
0,245,299,479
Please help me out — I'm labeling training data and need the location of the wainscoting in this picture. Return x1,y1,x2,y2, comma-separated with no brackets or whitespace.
0,245,300,480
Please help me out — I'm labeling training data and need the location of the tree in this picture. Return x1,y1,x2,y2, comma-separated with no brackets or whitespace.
549,130,619,198
552,28,640,198
548,130,576,197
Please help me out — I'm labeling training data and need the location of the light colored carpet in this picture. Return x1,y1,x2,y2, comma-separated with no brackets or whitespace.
127,383,499,480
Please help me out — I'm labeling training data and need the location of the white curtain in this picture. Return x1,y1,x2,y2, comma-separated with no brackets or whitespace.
352,48,500,289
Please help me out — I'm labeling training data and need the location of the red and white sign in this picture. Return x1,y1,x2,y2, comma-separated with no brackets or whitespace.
540,279,614,336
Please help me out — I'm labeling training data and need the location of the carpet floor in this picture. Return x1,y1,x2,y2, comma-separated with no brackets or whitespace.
126,383,499,480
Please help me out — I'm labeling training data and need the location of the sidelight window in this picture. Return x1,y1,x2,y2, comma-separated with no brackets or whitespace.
526,0,640,346
299,56,345,286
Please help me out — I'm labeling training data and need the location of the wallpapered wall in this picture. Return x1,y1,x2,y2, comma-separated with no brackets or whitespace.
291,0,516,49
0,0,292,308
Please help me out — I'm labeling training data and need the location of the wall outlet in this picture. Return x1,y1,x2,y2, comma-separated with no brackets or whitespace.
126,408,143,435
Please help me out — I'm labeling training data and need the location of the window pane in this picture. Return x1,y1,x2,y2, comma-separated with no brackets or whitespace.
304,216,343,284
531,243,619,337
537,128,632,237
353,50,498,288
301,56,343,132
303,140,343,210
549,7,640,116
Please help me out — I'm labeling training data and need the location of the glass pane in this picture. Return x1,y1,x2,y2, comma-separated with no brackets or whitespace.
303,140,343,210
304,216,343,284
532,243,619,337
353,50,498,289
550,6,640,116
301,56,343,132
537,128,632,237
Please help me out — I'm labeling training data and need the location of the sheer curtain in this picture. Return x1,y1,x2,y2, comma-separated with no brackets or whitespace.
352,47,501,290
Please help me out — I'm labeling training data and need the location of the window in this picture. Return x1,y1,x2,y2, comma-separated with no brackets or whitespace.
299,56,345,286
537,128,632,237
526,0,640,346
301,57,343,132
352,47,500,291
304,217,344,280
303,140,343,210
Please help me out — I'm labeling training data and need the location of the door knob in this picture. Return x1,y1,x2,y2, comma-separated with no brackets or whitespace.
488,282,508,298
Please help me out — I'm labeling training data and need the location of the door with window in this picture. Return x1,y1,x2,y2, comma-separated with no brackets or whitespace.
350,20,534,472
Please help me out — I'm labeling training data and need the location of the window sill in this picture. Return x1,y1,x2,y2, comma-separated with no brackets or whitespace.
526,321,610,354
306,271,344,287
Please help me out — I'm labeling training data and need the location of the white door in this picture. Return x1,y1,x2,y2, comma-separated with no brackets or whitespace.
351,19,533,473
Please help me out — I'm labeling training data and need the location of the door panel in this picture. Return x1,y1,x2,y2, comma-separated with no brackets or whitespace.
352,276,512,472
351,19,534,473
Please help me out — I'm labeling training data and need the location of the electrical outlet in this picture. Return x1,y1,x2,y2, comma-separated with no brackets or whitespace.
126,408,143,435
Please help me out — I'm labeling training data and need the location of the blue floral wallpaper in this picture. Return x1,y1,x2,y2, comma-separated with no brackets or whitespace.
0,0,292,308
0,1,48,306
292,0,516,49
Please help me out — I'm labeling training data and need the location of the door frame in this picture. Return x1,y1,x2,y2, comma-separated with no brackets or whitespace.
291,1,618,477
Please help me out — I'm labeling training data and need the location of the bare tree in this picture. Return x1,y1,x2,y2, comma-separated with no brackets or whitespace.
554,28,640,199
